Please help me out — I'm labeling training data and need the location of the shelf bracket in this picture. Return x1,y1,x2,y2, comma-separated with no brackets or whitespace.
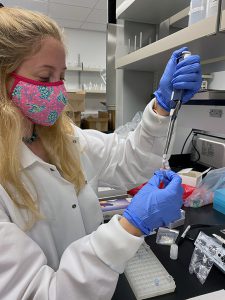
217,0,223,33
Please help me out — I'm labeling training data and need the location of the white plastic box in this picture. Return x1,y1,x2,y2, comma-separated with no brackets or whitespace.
188,0,207,26
178,168,203,187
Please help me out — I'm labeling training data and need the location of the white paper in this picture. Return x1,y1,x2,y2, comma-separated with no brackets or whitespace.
187,290,225,300
178,168,193,174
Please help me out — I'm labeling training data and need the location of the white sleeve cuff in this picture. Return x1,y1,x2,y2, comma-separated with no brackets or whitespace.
141,98,170,137
90,215,144,273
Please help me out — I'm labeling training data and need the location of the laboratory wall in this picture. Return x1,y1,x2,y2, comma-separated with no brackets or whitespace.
172,68,225,155
209,71,225,90
64,28,106,68
64,28,107,114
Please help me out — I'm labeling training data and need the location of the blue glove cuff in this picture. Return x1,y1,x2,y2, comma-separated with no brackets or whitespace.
154,90,170,112
123,210,150,236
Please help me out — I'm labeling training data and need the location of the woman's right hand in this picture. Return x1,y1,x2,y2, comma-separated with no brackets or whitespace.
154,47,202,112
122,170,183,235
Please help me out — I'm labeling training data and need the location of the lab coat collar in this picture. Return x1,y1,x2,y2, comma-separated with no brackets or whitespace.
20,142,44,169
20,130,82,170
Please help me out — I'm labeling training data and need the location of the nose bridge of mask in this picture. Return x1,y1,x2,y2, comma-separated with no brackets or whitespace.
11,72,64,87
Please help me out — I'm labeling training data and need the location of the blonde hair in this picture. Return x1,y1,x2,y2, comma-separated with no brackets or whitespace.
0,7,86,228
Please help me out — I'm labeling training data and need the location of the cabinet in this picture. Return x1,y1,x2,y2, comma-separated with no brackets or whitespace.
115,1,225,71
116,0,190,24
114,0,225,130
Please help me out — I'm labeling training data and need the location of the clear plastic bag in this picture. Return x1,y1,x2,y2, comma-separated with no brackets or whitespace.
189,246,214,284
115,111,143,140
184,167,225,208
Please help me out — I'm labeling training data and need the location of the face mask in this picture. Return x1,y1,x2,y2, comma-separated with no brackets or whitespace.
10,73,68,126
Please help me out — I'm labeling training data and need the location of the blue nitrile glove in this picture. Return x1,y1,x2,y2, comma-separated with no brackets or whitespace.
154,47,202,112
123,170,183,235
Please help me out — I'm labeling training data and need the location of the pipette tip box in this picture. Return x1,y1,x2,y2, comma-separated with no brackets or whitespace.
213,188,225,215
124,242,176,300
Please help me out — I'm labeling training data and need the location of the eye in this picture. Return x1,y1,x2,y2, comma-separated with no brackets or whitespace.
39,77,50,82
60,73,65,81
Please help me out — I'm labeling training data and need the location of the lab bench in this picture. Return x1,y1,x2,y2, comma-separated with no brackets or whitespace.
112,205,225,300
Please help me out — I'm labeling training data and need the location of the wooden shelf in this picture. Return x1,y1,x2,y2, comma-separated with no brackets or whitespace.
116,0,190,24
115,16,224,71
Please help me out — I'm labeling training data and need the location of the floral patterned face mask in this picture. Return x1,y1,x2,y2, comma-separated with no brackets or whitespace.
10,73,68,126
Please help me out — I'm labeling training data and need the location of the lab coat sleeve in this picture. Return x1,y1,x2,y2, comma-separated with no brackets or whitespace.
77,99,173,190
0,205,143,300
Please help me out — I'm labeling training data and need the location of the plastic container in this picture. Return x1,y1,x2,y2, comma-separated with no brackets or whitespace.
156,228,179,246
188,0,207,26
170,244,178,260
206,0,219,18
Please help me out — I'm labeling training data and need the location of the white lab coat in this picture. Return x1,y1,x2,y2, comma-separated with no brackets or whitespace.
0,100,171,300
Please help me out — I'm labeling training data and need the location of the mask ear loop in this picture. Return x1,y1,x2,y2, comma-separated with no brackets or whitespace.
9,75,21,97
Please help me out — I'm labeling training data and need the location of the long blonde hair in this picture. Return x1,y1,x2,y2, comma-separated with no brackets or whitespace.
0,7,86,228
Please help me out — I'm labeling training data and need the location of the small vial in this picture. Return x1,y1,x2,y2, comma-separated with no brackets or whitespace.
170,243,178,260
162,154,170,170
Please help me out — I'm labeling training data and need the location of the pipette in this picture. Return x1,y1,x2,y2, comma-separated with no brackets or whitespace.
162,51,191,169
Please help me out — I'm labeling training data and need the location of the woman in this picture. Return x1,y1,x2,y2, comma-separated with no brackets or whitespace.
0,7,201,299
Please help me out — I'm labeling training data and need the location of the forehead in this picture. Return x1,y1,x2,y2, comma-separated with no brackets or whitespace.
21,37,66,69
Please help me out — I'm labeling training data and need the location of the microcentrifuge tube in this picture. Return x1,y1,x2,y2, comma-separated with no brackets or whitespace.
170,243,178,260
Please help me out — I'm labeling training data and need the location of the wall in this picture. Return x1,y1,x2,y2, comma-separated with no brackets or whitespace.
63,28,107,114
172,69,225,155
209,71,225,90
64,28,106,68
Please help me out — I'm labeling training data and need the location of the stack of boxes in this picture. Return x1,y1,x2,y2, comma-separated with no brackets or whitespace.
65,91,110,132
65,91,85,127
82,111,109,132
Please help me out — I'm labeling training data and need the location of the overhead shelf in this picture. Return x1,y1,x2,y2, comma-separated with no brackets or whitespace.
82,67,103,72
116,0,190,24
115,15,225,72
66,66,82,71
169,7,189,29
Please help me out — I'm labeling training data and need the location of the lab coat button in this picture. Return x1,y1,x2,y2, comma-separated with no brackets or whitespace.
85,180,87,184
73,139,76,143
72,204,76,209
